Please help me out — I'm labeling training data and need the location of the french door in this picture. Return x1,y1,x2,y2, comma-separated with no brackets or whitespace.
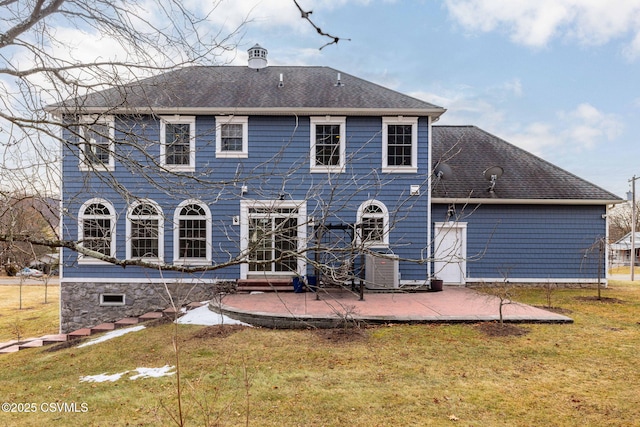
240,201,307,277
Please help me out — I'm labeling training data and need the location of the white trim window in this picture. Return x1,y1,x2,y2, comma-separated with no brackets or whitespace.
126,200,164,262
382,117,418,173
216,116,248,158
79,115,115,171
174,200,211,265
310,116,346,173
356,199,389,248
160,116,196,171
78,198,116,264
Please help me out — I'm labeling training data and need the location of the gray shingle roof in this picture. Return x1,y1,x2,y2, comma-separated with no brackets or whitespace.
52,66,444,115
432,125,621,202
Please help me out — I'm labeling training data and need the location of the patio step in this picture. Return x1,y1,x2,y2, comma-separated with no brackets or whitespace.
138,311,164,321
0,340,19,350
91,323,116,334
0,302,206,356
237,278,293,292
67,328,92,339
114,317,140,328
0,345,20,354
19,340,45,349
41,334,69,344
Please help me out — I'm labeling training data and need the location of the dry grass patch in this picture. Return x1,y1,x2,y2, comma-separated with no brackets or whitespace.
1,281,640,426
0,283,59,341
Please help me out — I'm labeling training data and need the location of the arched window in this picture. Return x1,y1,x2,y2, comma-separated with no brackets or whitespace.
127,200,163,261
174,200,211,264
356,200,389,247
79,199,116,263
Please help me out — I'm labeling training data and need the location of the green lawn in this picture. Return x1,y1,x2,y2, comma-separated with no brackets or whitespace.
1,280,639,426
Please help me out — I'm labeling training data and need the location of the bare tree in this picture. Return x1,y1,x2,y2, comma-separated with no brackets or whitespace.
608,201,640,242
1,0,245,197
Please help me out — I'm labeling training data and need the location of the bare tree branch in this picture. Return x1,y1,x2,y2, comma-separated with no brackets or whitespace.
292,0,350,50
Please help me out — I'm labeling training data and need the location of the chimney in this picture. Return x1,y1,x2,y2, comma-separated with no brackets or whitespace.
247,44,268,70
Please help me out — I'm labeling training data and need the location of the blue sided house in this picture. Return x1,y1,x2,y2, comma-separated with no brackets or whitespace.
52,45,621,332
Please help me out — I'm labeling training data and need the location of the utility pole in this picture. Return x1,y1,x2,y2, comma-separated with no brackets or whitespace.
630,176,639,281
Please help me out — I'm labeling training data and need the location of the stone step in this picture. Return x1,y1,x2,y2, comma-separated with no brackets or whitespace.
67,328,92,339
237,278,294,293
0,340,19,350
0,345,20,354
114,317,140,327
1,302,206,356
236,285,293,292
162,307,180,317
41,334,69,344
186,302,204,310
19,340,44,349
91,323,116,334
138,311,164,321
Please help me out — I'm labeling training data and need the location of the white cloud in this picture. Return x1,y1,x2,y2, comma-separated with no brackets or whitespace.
504,103,623,155
411,78,521,128
445,0,640,57
416,82,623,157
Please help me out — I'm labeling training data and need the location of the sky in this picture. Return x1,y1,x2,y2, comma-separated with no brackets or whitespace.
205,0,640,199
4,0,637,198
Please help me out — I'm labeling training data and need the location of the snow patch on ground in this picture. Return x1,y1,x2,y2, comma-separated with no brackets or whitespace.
77,325,146,348
176,303,252,327
79,372,127,383
80,365,175,383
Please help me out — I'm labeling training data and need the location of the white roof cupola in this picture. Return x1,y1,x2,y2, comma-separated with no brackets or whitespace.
247,44,268,70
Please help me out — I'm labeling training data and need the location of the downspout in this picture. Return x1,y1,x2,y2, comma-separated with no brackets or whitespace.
426,115,433,282
605,203,613,286
55,113,64,334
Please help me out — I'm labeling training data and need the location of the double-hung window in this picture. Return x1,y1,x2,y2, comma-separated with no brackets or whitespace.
78,198,116,263
79,116,115,171
160,116,196,171
382,117,418,173
310,116,346,173
127,200,163,261
216,116,248,158
174,200,211,265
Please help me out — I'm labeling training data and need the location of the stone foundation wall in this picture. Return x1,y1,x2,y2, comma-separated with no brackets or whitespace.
60,281,233,333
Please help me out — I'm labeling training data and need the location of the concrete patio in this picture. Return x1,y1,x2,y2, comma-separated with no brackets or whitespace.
210,286,573,328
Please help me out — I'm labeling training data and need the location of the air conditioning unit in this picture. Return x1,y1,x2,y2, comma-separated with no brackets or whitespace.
365,254,399,289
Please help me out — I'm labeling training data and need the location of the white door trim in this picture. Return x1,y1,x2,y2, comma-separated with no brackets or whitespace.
240,199,307,279
433,221,467,285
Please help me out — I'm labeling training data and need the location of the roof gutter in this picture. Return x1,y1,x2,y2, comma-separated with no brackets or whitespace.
432,197,624,206
44,106,447,119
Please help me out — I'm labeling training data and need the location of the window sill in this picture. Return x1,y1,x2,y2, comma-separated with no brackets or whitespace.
162,165,196,173
310,166,345,174
174,259,211,266
381,167,418,174
216,152,248,159
79,164,115,172
78,257,115,265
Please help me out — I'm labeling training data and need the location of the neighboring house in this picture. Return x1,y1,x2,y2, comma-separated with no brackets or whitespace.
610,232,640,267
50,45,621,332
0,195,59,271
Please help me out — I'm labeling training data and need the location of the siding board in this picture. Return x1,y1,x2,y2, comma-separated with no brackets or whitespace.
62,115,431,282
